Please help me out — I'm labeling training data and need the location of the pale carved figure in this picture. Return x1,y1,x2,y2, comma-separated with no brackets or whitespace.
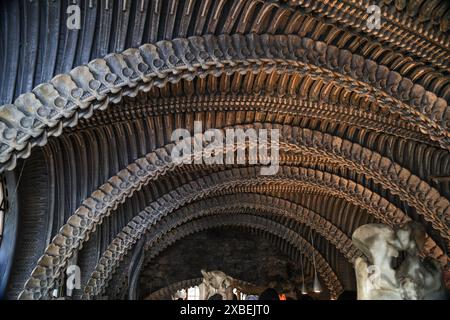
199,269,234,300
352,222,447,300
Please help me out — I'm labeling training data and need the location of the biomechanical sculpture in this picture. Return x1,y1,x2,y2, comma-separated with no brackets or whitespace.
199,270,233,300
352,222,447,300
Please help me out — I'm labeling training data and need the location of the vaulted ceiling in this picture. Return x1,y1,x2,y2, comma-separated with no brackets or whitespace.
0,0,448,300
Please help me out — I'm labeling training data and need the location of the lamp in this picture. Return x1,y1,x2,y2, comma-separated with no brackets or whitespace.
313,271,322,293
300,251,308,294
310,232,322,293
301,281,308,295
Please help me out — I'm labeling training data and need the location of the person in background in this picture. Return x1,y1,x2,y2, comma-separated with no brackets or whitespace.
258,288,280,300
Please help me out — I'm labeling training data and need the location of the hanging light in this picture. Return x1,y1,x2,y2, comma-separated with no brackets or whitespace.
301,281,308,295
310,232,322,293
300,251,308,294
313,271,322,293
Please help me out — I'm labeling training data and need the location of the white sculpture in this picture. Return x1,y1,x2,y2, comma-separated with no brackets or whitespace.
352,222,447,300
199,270,234,300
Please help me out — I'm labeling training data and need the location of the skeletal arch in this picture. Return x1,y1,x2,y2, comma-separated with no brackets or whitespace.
1,0,449,300
0,34,449,173
18,162,447,299
81,194,363,298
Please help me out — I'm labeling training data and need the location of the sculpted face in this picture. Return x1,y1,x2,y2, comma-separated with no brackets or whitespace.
395,227,411,251
395,221,426,254
377,235,399,260
352,224,399,265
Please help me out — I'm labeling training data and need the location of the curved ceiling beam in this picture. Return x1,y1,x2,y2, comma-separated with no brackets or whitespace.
57,102,450,214
64,99,450,202
283,0,449,68
3,0,448,106
204,184,403,226
148,193,362,261
33,124,450,247
86,214,343,300
16,122,450,298
82,193,362,298
1,33,448,172
18,159,446,299
14,170,387,300
169,176,445,261
8,152,335,299
2,0,448,302
84,92,432,146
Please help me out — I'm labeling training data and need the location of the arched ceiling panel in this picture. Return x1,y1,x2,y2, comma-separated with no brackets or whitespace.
1,0,449,300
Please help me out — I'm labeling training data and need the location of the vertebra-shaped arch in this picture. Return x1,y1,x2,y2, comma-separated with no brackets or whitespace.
81,193,364,298
19,163,446,299
1,34,449,173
